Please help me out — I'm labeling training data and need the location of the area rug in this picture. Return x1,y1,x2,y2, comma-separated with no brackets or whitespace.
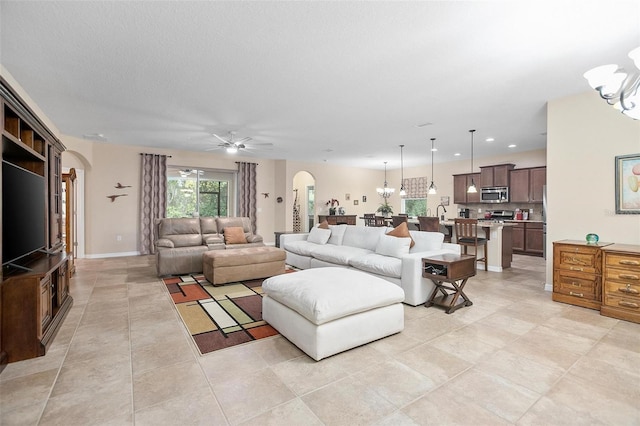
163,270,295,355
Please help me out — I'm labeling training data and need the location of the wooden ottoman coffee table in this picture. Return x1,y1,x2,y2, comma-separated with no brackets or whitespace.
203,246,286,285
262,267,405,361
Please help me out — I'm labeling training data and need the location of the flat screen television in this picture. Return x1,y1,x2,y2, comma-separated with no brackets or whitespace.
2,160,46,266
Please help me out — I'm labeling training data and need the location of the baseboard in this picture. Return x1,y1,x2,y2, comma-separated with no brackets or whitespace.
84,251,141,259
544,283,553,292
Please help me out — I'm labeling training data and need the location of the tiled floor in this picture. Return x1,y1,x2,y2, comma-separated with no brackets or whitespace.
1,255,639,425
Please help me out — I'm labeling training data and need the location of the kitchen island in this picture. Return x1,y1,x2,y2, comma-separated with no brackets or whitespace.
441,219,515,272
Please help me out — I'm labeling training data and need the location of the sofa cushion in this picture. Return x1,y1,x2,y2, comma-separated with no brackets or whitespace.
375,234,412,258
224,226,248,244
308,244,372,266
386,222,415,248
262,267,405,325
307,226,331,244
157,218,202,248
200,217,219,244
327,224,347,246
341,225,387,250
349,253,402,278
284,240,319,257
409,231,445,253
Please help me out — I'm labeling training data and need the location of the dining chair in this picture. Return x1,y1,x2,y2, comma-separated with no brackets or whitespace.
454,218,488,271
374,216,387,227
417,216,440,232
391,215,408,228
363,213,376,227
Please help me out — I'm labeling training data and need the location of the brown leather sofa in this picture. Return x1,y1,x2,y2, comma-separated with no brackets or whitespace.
155,216,264,276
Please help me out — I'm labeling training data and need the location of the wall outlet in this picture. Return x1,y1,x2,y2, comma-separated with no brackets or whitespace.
529,208,534,214
116,235,122,241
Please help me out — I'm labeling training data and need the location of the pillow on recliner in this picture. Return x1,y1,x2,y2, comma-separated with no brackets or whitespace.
224,226,248,244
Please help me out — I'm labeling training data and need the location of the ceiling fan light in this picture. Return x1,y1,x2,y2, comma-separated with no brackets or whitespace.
226,146,238,154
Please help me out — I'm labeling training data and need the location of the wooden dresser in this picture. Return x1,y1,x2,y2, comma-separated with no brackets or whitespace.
601,244,640,324
317,215,357,225
552,240,612,310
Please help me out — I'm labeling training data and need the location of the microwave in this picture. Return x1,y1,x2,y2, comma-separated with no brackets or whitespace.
481,186,509,203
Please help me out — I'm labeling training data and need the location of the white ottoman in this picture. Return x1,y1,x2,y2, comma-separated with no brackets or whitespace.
262,267,405,361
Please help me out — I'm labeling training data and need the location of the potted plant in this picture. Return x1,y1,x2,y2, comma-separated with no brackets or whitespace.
326,198,339,215
377,201,393,217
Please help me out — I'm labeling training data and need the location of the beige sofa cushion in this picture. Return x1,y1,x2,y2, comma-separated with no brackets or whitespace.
157,218,202,248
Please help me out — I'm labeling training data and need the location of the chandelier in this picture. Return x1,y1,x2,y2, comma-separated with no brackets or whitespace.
583,46,640,120
376,161,395,199
399,145,406,197
467,130,477,194
428,138,437,195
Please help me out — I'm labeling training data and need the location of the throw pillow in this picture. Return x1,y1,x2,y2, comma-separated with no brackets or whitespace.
327,224,347,246
224,226,248,244
307,226,331,244
375,234,412,258
386,221,415,248
318,220,329,229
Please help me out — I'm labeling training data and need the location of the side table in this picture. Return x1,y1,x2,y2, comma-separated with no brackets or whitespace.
423,254,476,314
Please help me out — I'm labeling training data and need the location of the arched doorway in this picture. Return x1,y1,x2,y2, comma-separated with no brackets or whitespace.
292,171,316,232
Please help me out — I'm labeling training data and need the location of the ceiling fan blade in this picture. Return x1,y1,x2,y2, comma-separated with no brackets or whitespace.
235,136,252,144
212,133,229,144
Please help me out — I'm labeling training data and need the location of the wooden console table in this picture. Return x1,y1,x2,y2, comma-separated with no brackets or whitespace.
317,215,356,225
423,254,476,314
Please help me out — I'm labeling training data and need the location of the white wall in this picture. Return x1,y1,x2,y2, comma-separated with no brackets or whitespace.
546,91,640,285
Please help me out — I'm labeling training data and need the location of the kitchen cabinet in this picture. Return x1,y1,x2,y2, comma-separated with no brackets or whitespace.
511,221,543,256
480,164,514,188
601,244,640,324
453,173,480,204
552,240,611,310
510,167,546,203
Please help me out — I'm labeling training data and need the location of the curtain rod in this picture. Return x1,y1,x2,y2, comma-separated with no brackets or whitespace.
140,153,172,157
235,161,259,165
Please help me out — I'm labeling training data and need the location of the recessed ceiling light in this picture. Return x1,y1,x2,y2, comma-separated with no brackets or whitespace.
431,148,438,152
508,144,516,148
485,137,494,142
454,153,461,156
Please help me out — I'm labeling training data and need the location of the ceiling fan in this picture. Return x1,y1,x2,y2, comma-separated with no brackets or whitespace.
206,131,272,154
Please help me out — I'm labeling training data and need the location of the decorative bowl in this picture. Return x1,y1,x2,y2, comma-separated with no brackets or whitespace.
586,233,599,244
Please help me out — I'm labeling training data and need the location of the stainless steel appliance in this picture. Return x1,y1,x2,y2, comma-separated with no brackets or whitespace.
481,186,509,203
484,210,514,222
459,208,470,218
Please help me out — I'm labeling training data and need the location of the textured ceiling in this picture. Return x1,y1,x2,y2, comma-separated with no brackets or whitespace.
1,1,639,169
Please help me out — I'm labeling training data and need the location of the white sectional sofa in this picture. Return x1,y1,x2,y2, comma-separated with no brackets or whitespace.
280,224,461,306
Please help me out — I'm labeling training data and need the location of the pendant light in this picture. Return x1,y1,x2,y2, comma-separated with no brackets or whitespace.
376,161,395,198
467,129,477,193
428,138,437,195
399,144,406,197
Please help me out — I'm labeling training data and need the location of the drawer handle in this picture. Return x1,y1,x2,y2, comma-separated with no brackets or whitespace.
619,274,639,280
569,291,584,297
618,285,639,294
571,282,582,287
569,267,584,271
619,260,640,266
618,301,639,309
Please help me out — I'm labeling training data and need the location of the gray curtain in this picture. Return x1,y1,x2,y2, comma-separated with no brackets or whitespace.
139,153,167,255
237,162,258,233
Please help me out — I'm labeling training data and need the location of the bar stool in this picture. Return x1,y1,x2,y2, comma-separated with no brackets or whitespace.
454,218,488,271
417,216,439,232
391,215,408,228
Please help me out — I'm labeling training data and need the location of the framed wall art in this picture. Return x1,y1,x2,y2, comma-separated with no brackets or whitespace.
615,153,640,214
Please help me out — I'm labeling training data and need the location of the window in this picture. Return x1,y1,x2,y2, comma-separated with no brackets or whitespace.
402,198,427,217
166,167,236,218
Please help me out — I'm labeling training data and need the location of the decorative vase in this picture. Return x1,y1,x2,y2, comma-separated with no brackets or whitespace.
329,208,336,215
586,233,599,244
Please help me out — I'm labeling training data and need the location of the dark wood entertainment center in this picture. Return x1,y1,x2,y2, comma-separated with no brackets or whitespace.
1,78,72,370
